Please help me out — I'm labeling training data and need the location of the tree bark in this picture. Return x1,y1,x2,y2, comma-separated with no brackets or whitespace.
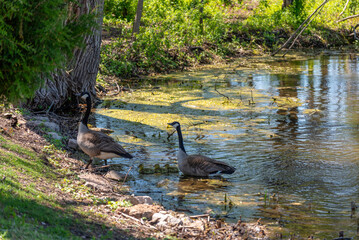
199,0,204,34
132,0,144,36
29,0,104,111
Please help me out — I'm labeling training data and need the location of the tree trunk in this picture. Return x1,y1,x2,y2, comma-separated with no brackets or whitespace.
282,0,294,9
29,0,104,111
199,0,204,34
132,0,144,36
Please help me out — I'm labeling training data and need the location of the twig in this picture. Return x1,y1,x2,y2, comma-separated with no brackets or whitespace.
119,212,157,230
272,0,329,56
178,226,201,229
115,82,121,93
167,130,176,140
339,0,350,17
282,1,327,57
189,214,210,219
48,112,74,120
214,83,230,101
46,102,54,114
336,14,359,23
93,163,122,170
122,166,132,185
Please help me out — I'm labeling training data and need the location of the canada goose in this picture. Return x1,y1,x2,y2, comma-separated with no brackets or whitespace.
76,92,133,169
168,121,236,177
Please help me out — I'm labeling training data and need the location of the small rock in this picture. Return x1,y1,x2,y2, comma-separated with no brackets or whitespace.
43,122,60,132
27,120,60,132
68,139,79,150
188,219,205,231
150,212,182,229
17,119,26,127
119,204,163,220
47,132,62,140
79,173,112,192
166,215,182,227
150,212,168,224
105,170,128,181
125,195,154,205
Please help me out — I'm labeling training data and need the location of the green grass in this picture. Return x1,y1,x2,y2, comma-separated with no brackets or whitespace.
0,133,104,239
0,133,142,239
0,136,81,239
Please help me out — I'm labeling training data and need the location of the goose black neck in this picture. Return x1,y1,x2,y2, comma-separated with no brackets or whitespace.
82,95,91,127
176,125,186,153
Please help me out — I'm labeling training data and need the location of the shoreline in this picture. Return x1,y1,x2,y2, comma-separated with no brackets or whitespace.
0,109,270,239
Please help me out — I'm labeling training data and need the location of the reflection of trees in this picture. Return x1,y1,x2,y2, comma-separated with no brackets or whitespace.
274,74,300,141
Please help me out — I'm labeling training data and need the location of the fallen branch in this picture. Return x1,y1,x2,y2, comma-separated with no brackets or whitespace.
119,212,158,230
190,214,210,222
282,1,327,57
272,0,329,56
189,214,210,219
336,14,359,23
339,0,350,17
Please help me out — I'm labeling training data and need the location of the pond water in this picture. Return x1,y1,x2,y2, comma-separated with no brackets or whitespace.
95,51,359,238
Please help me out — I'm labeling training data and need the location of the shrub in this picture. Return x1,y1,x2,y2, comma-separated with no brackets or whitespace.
0,0,94,104
104,0,137,21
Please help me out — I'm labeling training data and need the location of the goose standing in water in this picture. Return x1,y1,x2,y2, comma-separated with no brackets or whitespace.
168,121,236,177
76,92,133,169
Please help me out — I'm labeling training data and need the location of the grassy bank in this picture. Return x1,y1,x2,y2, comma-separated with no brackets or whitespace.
0,135,81,239
99,0,358,80
0,115,144,239
0,112,270,240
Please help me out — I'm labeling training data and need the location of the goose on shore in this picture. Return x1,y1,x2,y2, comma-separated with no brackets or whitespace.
76,92,133,169
168,121,236,177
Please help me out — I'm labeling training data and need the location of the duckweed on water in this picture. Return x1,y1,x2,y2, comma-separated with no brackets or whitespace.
97,83,297,147
95,54,359,238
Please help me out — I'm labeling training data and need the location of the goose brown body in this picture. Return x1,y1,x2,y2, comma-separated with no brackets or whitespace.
77,92,133,168
168,121,235,177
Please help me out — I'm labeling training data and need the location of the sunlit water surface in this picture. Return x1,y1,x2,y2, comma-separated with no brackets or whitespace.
95,52,359,238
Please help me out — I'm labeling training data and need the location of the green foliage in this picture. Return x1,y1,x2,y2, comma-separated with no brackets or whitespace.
0,0,95,104
104,0,137,21
101,0,230,77
246,0,358,31
101,0,357,78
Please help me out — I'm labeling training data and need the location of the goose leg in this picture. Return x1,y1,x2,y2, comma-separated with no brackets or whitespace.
104,159,108,165
85,158,93,169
